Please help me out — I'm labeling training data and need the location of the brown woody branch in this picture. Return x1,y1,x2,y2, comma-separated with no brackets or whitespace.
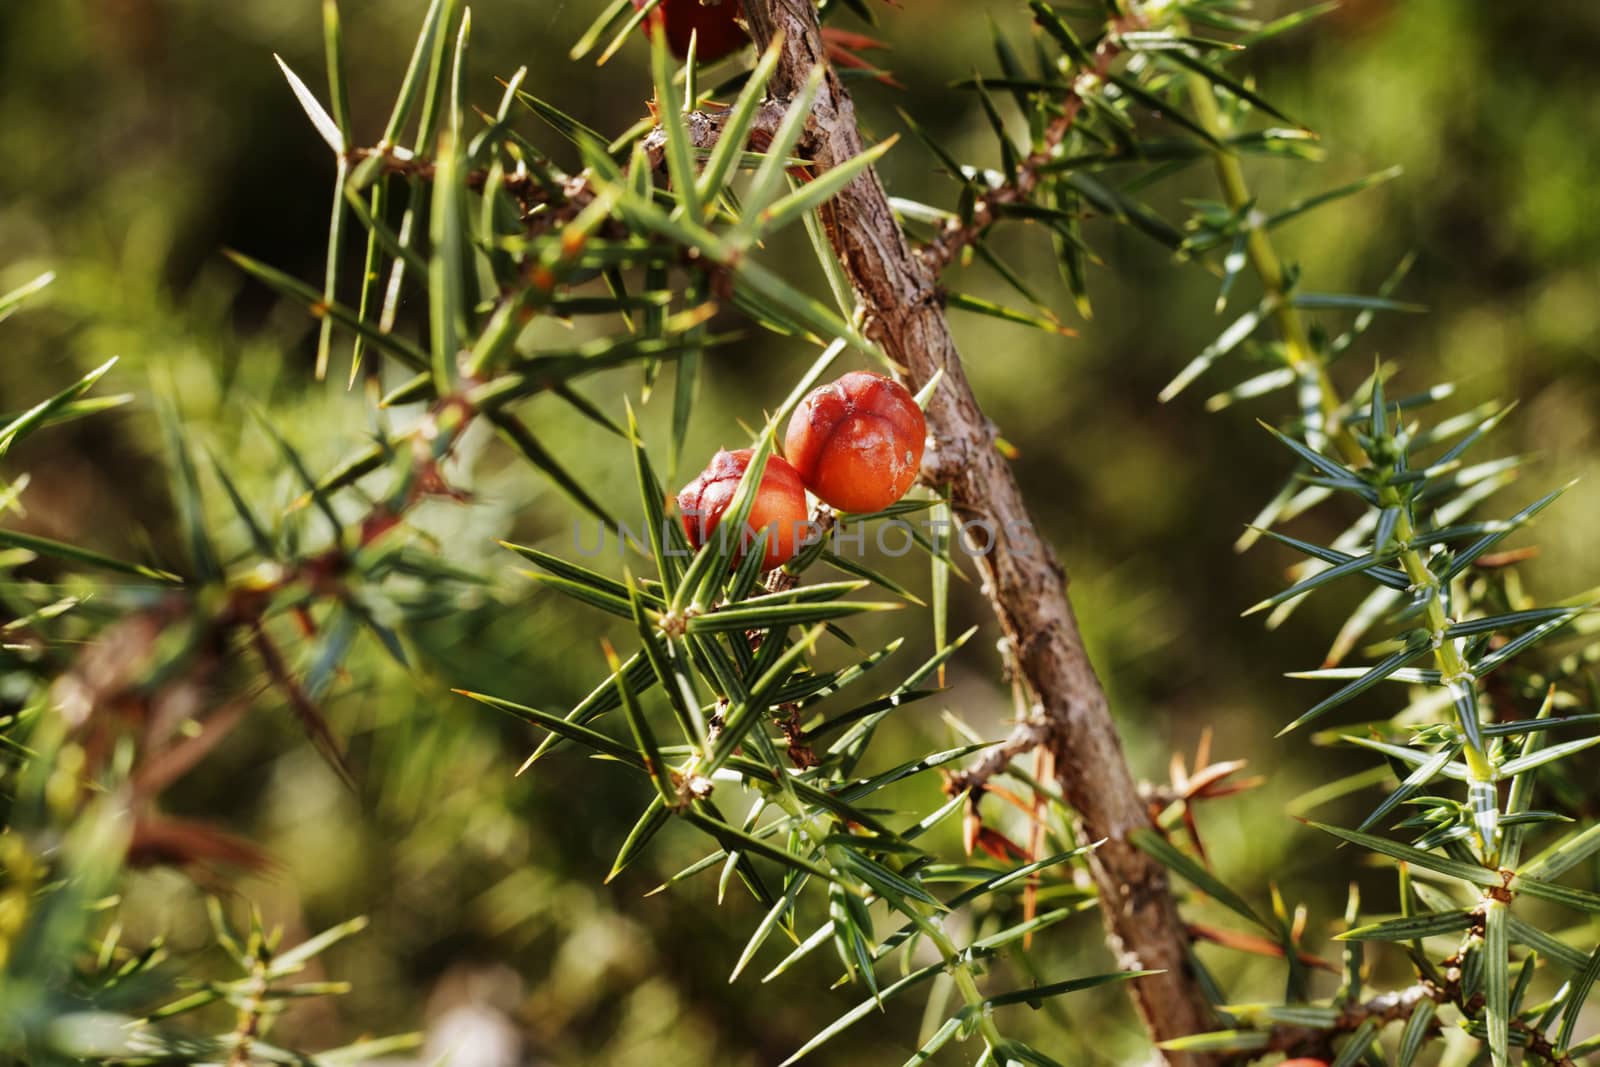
737,0,1215,1060
346,144,581,213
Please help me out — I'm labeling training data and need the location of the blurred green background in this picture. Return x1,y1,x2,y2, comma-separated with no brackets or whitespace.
2,0,1599,1062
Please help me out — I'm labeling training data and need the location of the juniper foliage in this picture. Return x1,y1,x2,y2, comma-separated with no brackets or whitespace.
2,0,1598,1064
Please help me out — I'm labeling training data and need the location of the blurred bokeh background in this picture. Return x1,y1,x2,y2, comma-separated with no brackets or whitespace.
2,0,1599,1062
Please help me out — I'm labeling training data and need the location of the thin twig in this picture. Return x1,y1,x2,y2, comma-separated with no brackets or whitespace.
1238,981,1442,1063
944,719,1051,797
917,18,1133,276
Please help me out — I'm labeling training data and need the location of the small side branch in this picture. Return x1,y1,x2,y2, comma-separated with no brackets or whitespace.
945,719,1052,797
1242,975,1575,1067
917,19,1132,276
1245,982,1442,1063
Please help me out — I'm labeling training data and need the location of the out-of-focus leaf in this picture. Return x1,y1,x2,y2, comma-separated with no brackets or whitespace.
225,250,428,372
0,528,182,584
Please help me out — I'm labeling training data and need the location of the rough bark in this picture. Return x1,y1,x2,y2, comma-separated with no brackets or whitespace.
739,2,1218,1059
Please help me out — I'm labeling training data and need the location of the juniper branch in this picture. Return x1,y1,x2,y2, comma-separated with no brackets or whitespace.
735,1,1220,1058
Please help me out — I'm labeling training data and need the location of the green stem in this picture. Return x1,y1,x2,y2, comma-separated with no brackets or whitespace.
921,916,1007,1051
1182,68,1498,835
1183,75,1355,465
1377,485,1494,786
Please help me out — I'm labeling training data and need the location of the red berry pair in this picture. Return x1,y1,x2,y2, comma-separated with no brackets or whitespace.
677,372,926,570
